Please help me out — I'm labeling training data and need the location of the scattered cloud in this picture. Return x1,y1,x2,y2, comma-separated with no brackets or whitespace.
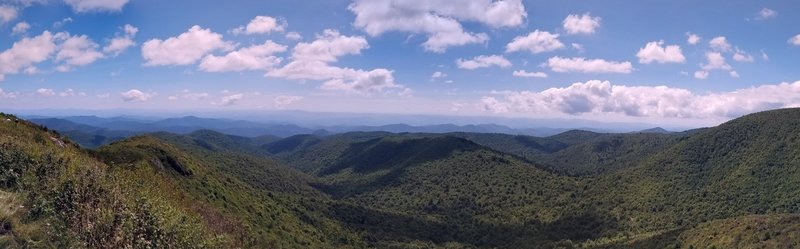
562,13,601,35
36,88,55,96
571,43,584,53
54,32,104,70
789,34,800,46
430,71,447,81
268,29,405,95
0,31,56,81
0,5,17,24
53,17,72,28
481,80,800,118
121,89,153,102
701,52,731,71
231,16,286,35
694,71,708,79
733,49,754,62
761,50,769,61
708,36,731,52
274,95,303,108
220,93,243,106
456,55,511,69
512,70,547,78
142,25,235,66
0,88,17,99
103,24,138,56
686,32,701,45
756,7,777,20
199,40,287,72
546,56,633,74
64,0,129,13
348,0,526,52
505,30,564,54
636,40,685,64
285,32,302,41
11,22,29,35
729,71,739,78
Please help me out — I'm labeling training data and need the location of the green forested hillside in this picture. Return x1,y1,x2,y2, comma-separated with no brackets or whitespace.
7,109,800,248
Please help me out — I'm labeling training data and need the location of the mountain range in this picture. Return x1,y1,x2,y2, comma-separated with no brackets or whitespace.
1,109,799,248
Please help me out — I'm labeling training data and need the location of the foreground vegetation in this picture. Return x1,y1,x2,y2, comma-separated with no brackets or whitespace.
4,109,800,248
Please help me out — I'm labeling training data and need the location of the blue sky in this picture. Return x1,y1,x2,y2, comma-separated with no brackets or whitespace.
1,0,799,126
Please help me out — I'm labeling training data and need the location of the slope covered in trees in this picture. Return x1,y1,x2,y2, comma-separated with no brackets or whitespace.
6,108,800,248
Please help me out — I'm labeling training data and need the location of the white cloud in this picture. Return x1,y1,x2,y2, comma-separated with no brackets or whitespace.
512,70,547,78
756,8,777,20
64,0,129,13
481,79,800,118
121,89,153,102
54,32,104,68
220,93,243,106
562,13,600,35
36,88,55,96
761,50,769,61
0,88,17,99
505,30,564,54
53,17,72,28
709,36,731,52
694,71,708,79
733,49,754,62
199,40,287,72
0,5,17,24
171,91,209,100
103,24,138,56
11,22,29,35
274,95,303,108
571,43,584,53
729,71,739,78
348,0,525,52
702,52,731,71
285,31,302,40
636,40,685,64
456,55,511,69
0,31,56,81
267,29,404,95
231,16,286,35
430,71,447,80
546,56,633,74
142,25,234,66
686,32,701,45
789,34,800,46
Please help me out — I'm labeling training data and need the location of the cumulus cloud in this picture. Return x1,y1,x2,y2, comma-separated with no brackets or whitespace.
11,22,29,35
546,56,633,74
701,52,731,71
456,55,511,69
285,32,302,41
168,90,209,101
709,36,732,52
64,0,129,13
220,93,243,106
756,7,777,20
733,49,754,62
512,70,547,78
0,88,17,99
789,34,800,46
142,25,234,66
231,16,286,35
729,71,739,78
274,95,303,108
0,31,56,81
199,40,287,72
348,0,526,52
562,13,600,35
53,17,72,28
103,24,138,56
36,88,55,96
121,89,153,102
430,71,447,81
505,30,564,54
686,32,701,45
636,40,685,64
694,71,708,79
268,29,405,95
54,32,104,69
0,5,17,24
481,79,800,118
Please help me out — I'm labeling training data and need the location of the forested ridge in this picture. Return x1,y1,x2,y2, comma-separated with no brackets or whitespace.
3,108,800,248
